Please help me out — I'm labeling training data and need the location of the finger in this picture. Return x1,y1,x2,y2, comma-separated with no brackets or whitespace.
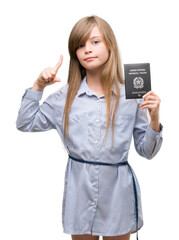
143,91,156,99
45,70,53,80
54,55,63,73
141,100,156,105
144,95,157,101
53,77,61,82
142,91,152,99
141,104,158,109
49,68,56,76
42,71,49,81
141,100,157,107
141,101,159,108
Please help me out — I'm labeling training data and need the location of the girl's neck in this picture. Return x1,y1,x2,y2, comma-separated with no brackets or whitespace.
86,71,103,92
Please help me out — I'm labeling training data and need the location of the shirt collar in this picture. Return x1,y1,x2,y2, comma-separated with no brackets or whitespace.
77,76,117,97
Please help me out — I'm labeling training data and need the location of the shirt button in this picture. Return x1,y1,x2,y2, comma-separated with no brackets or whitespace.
94,140,98,144
96,119,100,123
91,202,95,206
93,182,96,186
96,100,100,103
156,135,160,140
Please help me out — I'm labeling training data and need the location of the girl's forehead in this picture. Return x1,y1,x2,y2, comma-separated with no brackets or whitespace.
89,26,102,38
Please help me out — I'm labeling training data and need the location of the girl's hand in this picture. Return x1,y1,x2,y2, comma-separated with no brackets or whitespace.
32,55,63,91
140,91,161,121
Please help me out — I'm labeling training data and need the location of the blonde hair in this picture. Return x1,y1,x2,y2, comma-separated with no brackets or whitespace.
62,15,124,147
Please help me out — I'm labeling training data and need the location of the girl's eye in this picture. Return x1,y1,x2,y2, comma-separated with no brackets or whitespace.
93,40,100,45
78,44,84,49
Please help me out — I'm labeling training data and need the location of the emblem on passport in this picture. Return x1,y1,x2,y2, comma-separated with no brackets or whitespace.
124,63,151,99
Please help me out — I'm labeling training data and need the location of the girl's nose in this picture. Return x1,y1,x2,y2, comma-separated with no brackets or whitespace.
84,43,92,54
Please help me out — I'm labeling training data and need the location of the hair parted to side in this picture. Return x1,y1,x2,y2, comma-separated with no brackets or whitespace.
62,15,125,148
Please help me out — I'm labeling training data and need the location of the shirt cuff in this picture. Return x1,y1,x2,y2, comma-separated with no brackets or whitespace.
146,123,163,140
22,88,43,101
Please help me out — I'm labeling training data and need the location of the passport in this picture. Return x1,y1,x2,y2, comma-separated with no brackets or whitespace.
124,63,151,99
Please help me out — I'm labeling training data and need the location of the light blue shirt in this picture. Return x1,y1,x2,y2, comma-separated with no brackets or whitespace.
16,77,163,236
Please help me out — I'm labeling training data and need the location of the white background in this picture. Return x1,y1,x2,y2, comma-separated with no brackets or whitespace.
0,0,178,239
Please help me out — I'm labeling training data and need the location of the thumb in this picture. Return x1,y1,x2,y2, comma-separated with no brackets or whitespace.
53,77,61,82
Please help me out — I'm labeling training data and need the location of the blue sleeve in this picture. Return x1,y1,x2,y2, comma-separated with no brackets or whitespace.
133,99,163,160
16,88,63,132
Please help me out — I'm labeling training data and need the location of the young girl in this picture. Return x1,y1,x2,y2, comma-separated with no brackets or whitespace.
16,15,163,240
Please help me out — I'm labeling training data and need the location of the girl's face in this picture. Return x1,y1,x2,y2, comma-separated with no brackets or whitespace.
76,26,109,73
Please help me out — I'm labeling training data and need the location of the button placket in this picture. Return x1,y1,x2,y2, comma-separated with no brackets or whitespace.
94,99,101,147
91,98,102,159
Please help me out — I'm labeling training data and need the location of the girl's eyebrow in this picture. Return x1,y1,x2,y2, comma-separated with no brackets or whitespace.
89,36,102,40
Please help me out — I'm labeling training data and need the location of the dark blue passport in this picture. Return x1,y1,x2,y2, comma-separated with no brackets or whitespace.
124,63,151,99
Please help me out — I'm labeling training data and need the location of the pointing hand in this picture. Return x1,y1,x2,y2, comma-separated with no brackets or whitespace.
32,55,63,91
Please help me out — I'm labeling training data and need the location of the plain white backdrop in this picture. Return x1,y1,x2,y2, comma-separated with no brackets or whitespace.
0,0,178,239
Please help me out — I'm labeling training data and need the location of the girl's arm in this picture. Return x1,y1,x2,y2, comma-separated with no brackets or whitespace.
16,88,63,132
16,56,63,132
133,92,163,160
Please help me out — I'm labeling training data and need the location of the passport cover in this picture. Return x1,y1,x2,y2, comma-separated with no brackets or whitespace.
124,63,151,99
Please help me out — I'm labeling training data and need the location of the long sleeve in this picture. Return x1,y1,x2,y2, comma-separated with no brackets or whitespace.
133,99,163,160
16,88,62,132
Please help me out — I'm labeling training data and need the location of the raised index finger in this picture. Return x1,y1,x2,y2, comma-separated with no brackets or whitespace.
54,55,63,73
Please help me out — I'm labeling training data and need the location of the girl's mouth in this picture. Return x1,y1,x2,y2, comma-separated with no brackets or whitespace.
85,57,96,61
